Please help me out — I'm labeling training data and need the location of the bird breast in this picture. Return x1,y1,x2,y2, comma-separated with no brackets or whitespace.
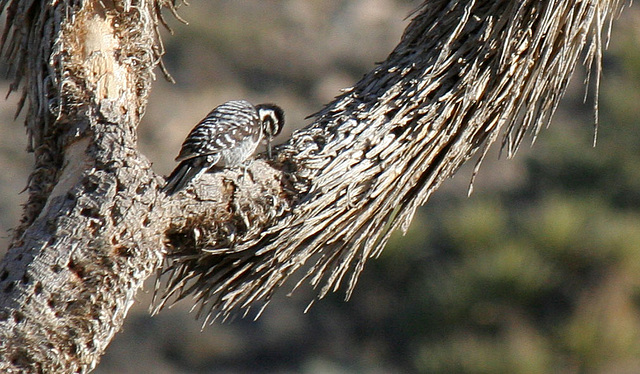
216,134,262,167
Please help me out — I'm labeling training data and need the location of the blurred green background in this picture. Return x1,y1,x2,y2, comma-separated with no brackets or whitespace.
2,1,640,373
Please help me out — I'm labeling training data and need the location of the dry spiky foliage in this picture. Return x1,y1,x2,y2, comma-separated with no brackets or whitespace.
154,0,630,323
0,0,631,372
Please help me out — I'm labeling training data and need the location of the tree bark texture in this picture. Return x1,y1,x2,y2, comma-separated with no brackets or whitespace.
0,0,172,372
0,0,630,372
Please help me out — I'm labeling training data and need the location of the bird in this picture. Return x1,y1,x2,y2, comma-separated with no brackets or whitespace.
162,100,285,195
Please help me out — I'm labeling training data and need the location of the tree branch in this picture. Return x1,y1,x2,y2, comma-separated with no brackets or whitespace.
0,0,630,372
155,0,630,322
0,0,175,371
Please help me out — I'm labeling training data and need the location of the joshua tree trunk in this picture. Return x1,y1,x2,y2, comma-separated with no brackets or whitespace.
0,0,629,372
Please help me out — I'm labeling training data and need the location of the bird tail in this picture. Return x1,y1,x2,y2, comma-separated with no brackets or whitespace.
162,160,204,196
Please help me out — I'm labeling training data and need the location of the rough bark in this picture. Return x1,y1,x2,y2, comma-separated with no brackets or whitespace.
0,0,630,372
0,0,175,372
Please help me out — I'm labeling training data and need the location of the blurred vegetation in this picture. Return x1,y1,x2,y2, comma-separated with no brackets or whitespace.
1,1,640,373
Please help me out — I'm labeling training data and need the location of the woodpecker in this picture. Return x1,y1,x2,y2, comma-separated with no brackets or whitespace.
163,100,285,195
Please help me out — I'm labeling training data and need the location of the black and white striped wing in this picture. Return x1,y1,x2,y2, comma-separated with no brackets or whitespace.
176,100,262,166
